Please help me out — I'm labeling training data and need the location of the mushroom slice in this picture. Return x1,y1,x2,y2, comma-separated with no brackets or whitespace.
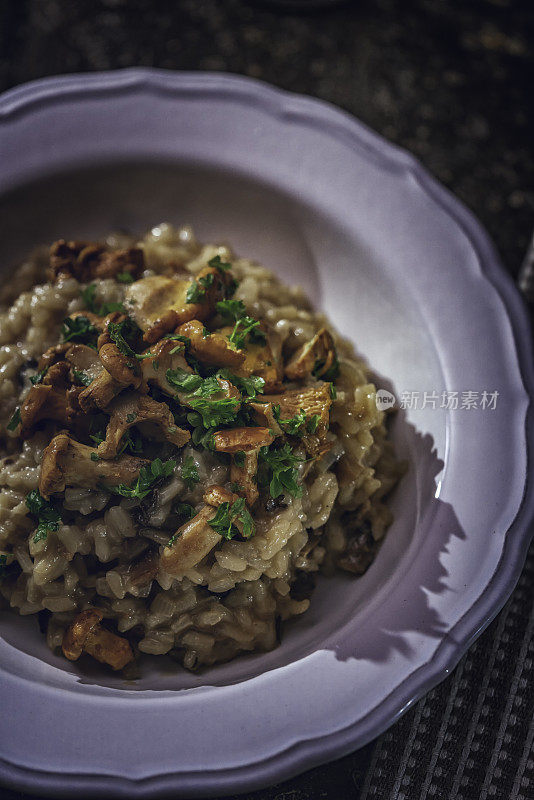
160,505,222,575
37,343,71,371
248,401,283,435
65,343,102,384
212,428,274,506
264,383,332,434
62,608,134,671
48,239,143,283
284,327,337,381
97,392,190,458
203,484,241,507
126,266,228,343
219,324,283,392
39,433,148,497
19,362,71,437
176,320,245,369
77,371,125,412
139,338,192,396
263,382,333,456
212,427,274,454
78,335,143,412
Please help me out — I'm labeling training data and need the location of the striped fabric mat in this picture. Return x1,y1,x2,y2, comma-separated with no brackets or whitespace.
359,539,534,800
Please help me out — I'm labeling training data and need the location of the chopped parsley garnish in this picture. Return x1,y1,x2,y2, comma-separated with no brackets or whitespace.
313,356,340,382
307,414,320,434
90,452,100,462
174,502,195,520
166,369,240,428
88,414,111,447
81,283,126,316
208,255,231,272
216,299,246,323
330,383,337,400
181,455,200,490
72,368,93,386
191,427,216,450
186,396,241,429
30,368,47,386
234,451,246,468
186,273,215,304
117,428,143,456
166,367,204,394
215,299,265,349
164,334,191,348
258,443,303,499
106,458,176,500
107,317,147,361
25,490,62,543
217,369,265,398
228,316,266,350
116,272,135,284
61,316,99,347
209,497,255,540
7,407,21,431
273,405,306,436
126,412,137,423
272,406,320,437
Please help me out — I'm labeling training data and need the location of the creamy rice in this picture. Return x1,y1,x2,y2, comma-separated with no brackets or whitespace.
0,223,404,673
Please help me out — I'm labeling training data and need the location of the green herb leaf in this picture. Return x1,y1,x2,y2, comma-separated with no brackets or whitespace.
273,405,307,436
313,356,340,382
82,283,126,316
117,428,143,456
116,272,135,284
216,298,246,323
186,396,240,429
208,255,231,272
72,368,93,386
90,452,100,462
107,458,176,500
329,383,337,400
181,456,200,490
186,273,214,304
234,450,246,468
30,369,48,386
307,414,320,434
107,317,143,358
61,316,99,347
166,367,203,394
7,407,21,431
258,443,303,499
216,369,265,398
228,316,266,350
25,490,62,543
208,497,255,540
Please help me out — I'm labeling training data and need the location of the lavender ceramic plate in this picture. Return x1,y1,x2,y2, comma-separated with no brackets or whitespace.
0,70,532,798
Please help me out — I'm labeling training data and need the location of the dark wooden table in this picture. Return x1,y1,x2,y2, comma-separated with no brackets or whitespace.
1,2,532,798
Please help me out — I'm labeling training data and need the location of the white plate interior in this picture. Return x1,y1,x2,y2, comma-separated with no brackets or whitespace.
0,161,444,691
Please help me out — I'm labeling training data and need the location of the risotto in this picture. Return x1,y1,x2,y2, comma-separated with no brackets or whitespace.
0,223,404,673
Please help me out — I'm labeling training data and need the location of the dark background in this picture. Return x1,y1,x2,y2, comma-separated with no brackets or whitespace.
1,1,533,799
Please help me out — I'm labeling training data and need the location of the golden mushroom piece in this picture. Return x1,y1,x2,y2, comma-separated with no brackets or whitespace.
284,327,337,381
96,391,190,458
39,433,149,498
62,608,134,671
